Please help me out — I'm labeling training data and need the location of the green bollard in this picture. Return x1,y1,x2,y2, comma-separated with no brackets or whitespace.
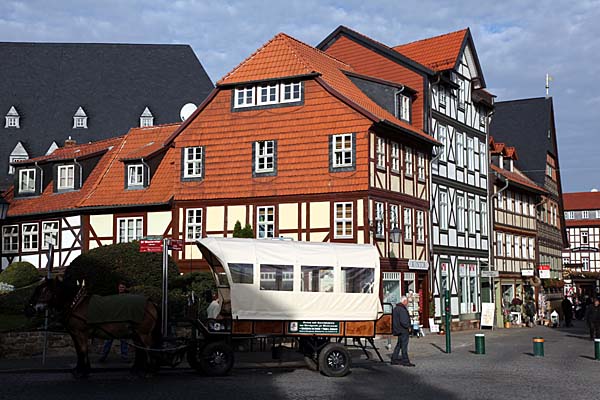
595,339,600,361
533,337,544,357
475,334,485,355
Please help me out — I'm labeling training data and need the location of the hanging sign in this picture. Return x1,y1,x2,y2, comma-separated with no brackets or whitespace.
408,260,429,270
521,269,534,277
140,239,163,253
538,265,551,279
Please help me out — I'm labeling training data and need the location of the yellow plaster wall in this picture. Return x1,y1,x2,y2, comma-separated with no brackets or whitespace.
206,206,225,232
147,211,171,236
279,203,298,230
310,202,330,229
90,214,113,238
227,205,247,232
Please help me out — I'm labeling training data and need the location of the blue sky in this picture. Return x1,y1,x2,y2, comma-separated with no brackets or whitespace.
1,0,598,192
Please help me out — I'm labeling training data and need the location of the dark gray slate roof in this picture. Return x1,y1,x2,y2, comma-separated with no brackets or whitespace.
0,42,214,189
489,97,557,188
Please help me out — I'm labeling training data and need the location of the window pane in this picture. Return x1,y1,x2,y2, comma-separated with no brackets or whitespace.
228,263,254,284
342,267,374,293
301,266,334,292
260,264,293,291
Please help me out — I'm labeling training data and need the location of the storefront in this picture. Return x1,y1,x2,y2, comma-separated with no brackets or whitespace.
381,264,429,327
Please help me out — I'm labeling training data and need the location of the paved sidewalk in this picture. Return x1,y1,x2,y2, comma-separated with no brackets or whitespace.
0,320,594,374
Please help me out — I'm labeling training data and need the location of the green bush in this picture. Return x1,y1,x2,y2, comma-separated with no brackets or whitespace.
0,284,37,315
232,220,254,238
0,262,40,288
64,241,179,296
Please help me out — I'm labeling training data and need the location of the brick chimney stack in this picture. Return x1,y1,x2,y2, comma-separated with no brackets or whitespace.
64,136,76,147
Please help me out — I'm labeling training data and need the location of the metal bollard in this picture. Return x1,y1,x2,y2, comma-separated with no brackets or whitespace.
595,339,600,361
475,334,485,355
533,337,544,357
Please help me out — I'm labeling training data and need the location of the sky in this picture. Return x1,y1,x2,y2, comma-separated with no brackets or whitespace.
1,0,598,192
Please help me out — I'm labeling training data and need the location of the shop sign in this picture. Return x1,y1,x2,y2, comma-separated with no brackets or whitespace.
481,270,499,278
408,260,429,270
288,321,340,335
521,269,534,277
441,262,448,276
538,265,551,279
469,264,477,276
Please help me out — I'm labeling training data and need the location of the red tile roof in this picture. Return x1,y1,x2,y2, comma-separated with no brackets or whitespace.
393,29,468,71
491,164,546,194
563,191,600,211
216,33,436,144
79,124,180,208
14,136,123,165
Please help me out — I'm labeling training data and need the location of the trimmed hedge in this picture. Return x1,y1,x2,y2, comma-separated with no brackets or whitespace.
0,262,40,288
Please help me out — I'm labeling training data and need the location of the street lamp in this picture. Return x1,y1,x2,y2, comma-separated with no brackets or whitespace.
390,227,401,244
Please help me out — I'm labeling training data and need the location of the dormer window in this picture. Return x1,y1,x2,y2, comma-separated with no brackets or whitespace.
281,82,301,102
127,164,145,188
73,107,88,129
140,107,154,127
257,84,279,105
5,106,20,128
18,168,36,194
234,87,255,108
8,142,29,174
57,165,75,190
233,81,303,109
438,87,446,108
396,93,411,122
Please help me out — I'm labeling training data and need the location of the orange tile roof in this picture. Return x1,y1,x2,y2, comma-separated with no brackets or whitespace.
491,164,546,194
563,191,600,211
14,136,123,165
217,33,435,144
6,137,124,217
393,29,468,71
79,124,180,208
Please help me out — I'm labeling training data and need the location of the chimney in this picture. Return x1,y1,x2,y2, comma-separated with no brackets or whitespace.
64,136,76,148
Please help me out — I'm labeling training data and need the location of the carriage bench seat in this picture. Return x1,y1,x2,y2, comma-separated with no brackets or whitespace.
87,294,147,324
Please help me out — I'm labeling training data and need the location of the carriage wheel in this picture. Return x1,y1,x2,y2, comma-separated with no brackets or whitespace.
198,341,234,376
318,343,351,377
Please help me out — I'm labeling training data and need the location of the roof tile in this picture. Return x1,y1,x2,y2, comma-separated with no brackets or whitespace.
393,29,468,71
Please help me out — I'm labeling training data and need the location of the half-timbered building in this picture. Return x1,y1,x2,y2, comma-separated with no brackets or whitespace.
489,137,546,326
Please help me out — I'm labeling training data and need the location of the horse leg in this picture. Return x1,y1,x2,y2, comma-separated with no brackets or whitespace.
69,332,89,379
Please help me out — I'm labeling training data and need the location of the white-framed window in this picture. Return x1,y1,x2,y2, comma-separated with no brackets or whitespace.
497,191,504,209
468,197,476,234
515,193,521,215
581,231,589,245
480,199,488,236
255,140,275,173
42,221,59,249
332,134,353,168
456,132,464,167
375,202,384,238
438,86,446,108
117,217,143,243
596,210,600,219
438,125,447,162
22,223,38,252
473,137,480,171
496,232,503,256
73,107,88,129
389,204,399,230
8,155,28,175
528,238,535,260
183,147,203,178
582,257,590,271
257,84,279,105
397,93,411,122
334,202,353,239
391,142,400,172
57,165,75,190
458,78,466,109
514,236,521,258
546,164,553,178
564,211,573,220
18,168,36,193
376,137,386,169
403,207,412,242
467,137,474,169
139,107,154,127
506,234,512,257
479,142,487,173
280,82,302,103
185,208,203,241
416,210,425,242
5,106,20,128
582,211,589,219
127,164,144,187
257,206,275,239
479,112,486,129
404,146,413,176
507,192,513,212
2,225,19,253
457,194,465,233
439,190,448,230
522,237,528,260
234,86,255,108
417,152,426,180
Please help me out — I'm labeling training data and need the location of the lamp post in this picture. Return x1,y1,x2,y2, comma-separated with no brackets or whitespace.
390,227,400,244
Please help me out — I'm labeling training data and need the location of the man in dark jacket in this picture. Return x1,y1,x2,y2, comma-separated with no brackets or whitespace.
391,296,414,366
585,297,600,340
561,297,573,327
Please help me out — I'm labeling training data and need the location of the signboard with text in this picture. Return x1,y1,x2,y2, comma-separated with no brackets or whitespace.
288,321,340,335
140,239,163,253
408,260,429,270
538,265,551,279
480,303,495,327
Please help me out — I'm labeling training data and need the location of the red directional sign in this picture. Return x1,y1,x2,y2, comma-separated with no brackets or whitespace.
169,239,184,251
140,239,163,253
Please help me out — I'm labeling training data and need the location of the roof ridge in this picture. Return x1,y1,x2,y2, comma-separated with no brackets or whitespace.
277,34,317,75
0,42,190,47
279,32,352,70
394,28,468,48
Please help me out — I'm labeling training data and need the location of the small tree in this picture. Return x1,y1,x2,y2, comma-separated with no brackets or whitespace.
233,221,243,238
241,223,254,238
233,221,254,238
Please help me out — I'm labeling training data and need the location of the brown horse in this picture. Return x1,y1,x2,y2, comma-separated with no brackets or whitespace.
26,277,161,378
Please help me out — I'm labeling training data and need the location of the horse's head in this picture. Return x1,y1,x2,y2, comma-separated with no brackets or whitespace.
25,277,63,317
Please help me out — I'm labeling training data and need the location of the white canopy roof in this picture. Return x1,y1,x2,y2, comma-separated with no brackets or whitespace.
196,238,383,321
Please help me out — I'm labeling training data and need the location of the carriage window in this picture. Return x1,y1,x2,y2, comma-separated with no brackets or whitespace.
341,267,374,293
260,264,293,291
213,264,230,287
300,266,334,292
228,263,253,284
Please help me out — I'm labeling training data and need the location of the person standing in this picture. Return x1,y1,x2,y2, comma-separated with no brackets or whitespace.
98,282,129,362
561,297,573,327
391,296,414,367
206,292,221,319
585,297,600,340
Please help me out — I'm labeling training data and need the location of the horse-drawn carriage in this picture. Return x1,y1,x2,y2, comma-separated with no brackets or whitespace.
28,238,392,378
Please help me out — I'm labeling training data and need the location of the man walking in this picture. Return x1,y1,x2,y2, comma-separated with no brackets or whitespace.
561,296,573,327
585,297,600,340
391,296,414,367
